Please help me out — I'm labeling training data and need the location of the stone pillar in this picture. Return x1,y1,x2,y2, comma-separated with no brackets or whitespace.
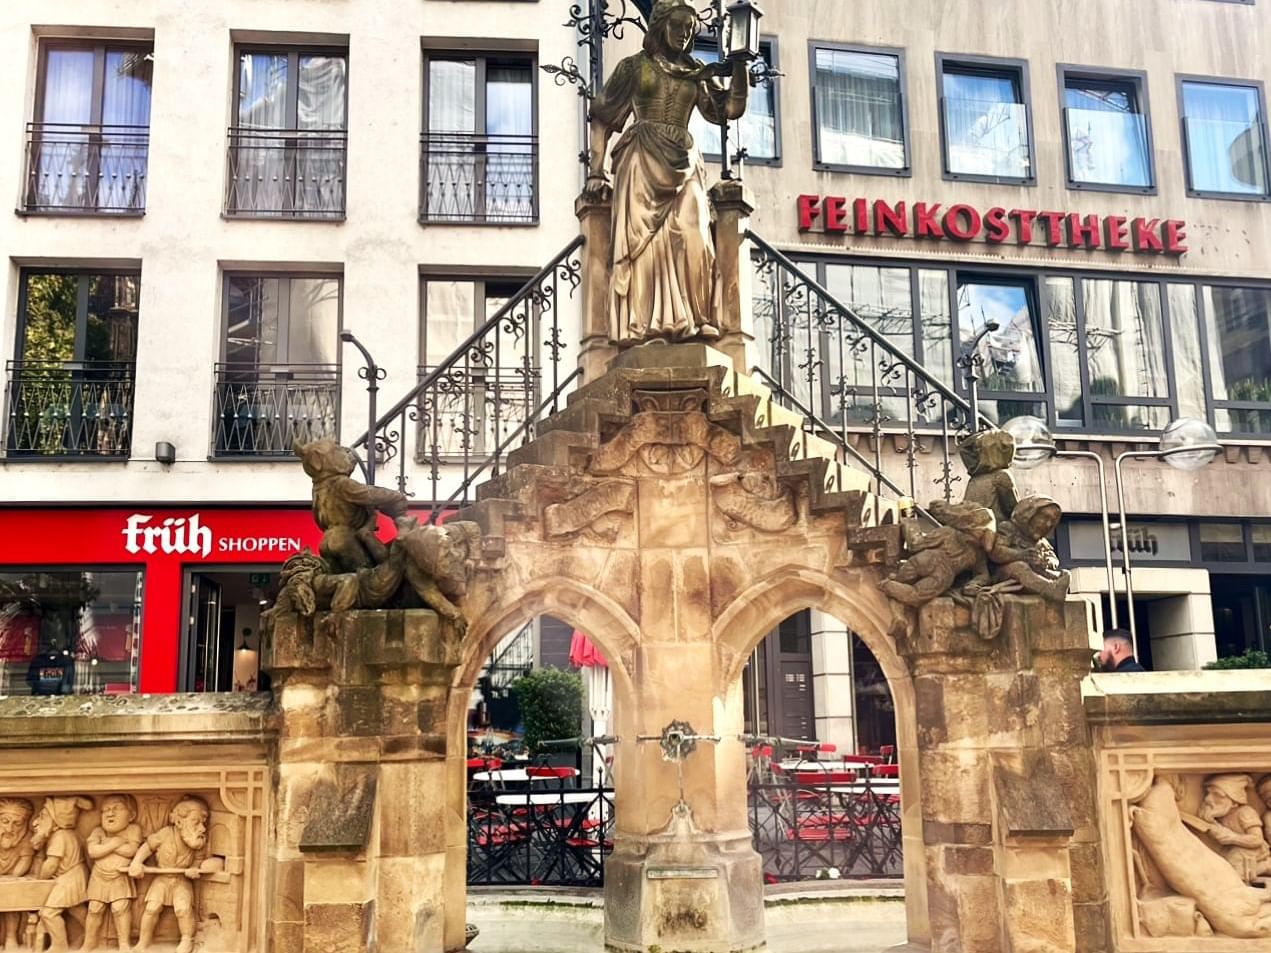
809,609,856,752
577,184,618,384
899,596,1109,953
709,179,756,375
267,609,460,953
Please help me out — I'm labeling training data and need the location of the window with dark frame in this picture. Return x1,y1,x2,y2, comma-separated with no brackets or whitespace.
811,45,906,173
421,52,537,224
26,40,152,214
1061,71,1152,190
213,274,342,456
226,46,348,218
939,58,1033,182
1179,78,1270,197
418,275,541,460
688,38,779,164
7,269,140,458
957,277,1047,425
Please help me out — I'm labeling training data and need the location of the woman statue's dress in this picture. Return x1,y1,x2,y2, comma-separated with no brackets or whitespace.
590,53,738,345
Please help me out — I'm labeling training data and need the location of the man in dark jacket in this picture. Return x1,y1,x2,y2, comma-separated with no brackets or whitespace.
1098,629,1147,672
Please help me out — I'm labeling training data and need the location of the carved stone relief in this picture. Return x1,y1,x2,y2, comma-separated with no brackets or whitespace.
709,470,797,534
589,390,741,477
1102,748,1271,946
543,480,636,543
0,766,264,952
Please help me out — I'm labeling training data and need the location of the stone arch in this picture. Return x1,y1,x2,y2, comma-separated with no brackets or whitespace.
441,576,641,952
712,565,930,946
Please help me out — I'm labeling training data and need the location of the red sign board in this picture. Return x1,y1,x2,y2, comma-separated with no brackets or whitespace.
0,506,397,693
797,195,1187,255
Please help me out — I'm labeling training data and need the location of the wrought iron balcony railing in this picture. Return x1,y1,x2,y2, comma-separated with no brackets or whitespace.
22,123,149,214
5,360,135,458
414,366,541,462
224,127,347,219
420,133,538,224
212,363,339,457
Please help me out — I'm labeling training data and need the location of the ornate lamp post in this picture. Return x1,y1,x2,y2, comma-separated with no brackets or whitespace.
339,330,384,485
956,320,999,429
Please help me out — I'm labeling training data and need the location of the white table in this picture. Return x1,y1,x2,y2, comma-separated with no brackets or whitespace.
495,792,612,807
472,768,581,784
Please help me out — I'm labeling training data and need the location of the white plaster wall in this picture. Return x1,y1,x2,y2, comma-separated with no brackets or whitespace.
808,608,856,753
0,0,582,503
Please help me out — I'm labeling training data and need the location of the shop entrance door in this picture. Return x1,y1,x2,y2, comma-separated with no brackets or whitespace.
181,569,278,692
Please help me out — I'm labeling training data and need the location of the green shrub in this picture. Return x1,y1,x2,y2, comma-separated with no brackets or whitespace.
1203,649,1271,670
510,668,582,753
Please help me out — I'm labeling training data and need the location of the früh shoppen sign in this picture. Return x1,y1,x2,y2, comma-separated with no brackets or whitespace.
796,194,1187,255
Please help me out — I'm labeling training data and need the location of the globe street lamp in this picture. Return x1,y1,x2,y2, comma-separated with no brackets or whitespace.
1003,415,1119,630
1111,418,1221,654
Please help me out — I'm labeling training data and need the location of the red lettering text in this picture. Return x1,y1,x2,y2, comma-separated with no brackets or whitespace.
853,197,869,234
1164,219,1188,255
825,196,848,233
1104,215,1129,251
943,204,982,241
985,207,1010,243
1038,211,1066,246
797,194,821,231
1132,218,1164,253
914,203,945,239
873,199,908,237
1009,209,1038,244
1067,213,1101,249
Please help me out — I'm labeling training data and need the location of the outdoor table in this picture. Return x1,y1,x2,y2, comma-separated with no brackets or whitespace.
473,768,581,784
494,791,609,807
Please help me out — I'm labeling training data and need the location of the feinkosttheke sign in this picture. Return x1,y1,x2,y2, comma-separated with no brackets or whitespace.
796,195,1187,256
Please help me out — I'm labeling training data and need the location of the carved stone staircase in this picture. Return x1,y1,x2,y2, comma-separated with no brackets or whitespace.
455,343,900,560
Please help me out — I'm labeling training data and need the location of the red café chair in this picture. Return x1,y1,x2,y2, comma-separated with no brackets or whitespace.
880,744,896,764
872,764,899,779
526,765,577,789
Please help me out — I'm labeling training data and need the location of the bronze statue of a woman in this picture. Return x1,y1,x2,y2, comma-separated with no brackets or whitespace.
587,0,750,345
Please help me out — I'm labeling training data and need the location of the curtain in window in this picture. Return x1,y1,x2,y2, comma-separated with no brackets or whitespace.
234,54,289,213
814,49,903,168
287,278,340,365
943,71,1029,178
688,43,777,160
824,265,913,422
297,56,347,130
295,56,347,213
36,50,95,208
1183,83,1267,194
485,64,533,221
426,60,477,220
99,50,152,210
1204,286,1271,432
1064,85,1149,187
1082,279,1169,429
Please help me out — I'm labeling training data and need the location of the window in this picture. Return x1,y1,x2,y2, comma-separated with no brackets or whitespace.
226,46,348,218
957,278,1046,423
1202,285,1271,433
939,58,1033,182
0,570,142,695
811,45,906,173
1061,70,1152,190
689,38,779,164
6,270,140,457
421,52,536,224
418,275,539,458
213,274,341,455
26,41,151,213
1179,78,1270,197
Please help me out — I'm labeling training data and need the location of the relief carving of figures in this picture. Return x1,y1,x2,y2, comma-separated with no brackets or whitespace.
32,796,92,951
0,798,34,949
589,399,741,476
879,501,995,608
130,797,220,953
988,496,1070,602
586,0,749,345
710,471,797,534
1196,774,1271,884
1130,773,1271,939
83,795,141,951
543,481,636,543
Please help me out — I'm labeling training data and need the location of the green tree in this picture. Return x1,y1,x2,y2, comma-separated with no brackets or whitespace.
510,668,583,753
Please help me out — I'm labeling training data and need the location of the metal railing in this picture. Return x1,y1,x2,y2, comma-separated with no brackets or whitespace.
485,622,535,692
352,236,583,504
23,123,149,214
748,230,989,503
224,127,347,218
212,363,339,457
420,132,538,224
4,361,135,458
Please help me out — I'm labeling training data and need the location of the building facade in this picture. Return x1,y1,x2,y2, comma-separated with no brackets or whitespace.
2,1,1268,754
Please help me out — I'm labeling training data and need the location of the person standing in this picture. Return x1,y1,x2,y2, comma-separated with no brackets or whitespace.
1098,629,1147,672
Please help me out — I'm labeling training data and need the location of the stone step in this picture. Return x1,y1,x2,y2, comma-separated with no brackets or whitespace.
507,429,598,469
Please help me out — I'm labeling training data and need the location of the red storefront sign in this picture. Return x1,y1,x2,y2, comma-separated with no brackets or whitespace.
0,506,397,693
796,195,1187,255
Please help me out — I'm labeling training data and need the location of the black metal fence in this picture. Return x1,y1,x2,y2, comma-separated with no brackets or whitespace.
23,123,149,214
464,772,903,888
420,133,537,224
4,361,135,458
212,363,339,456
224,127,347,218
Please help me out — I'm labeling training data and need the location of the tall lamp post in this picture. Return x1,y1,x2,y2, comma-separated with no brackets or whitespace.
339,330,384,485
1003,415,1221,658
956,320,999,429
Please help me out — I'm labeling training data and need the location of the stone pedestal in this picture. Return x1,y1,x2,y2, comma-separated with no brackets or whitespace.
899,596,1109,953
266,610,459,953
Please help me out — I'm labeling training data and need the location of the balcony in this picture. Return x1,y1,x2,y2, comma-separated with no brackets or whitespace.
22,123,149,214
224,127,347,219
420,133,537,224
212,363,339,457
415,366,539,464
942,97,1032,180
4,361,135,458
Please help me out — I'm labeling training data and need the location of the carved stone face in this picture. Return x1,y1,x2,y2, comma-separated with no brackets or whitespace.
294,438,357,480
0,808,29,850
100,796,135,835
1200,787,1235,821
29,810,53,850
176,807,208,850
